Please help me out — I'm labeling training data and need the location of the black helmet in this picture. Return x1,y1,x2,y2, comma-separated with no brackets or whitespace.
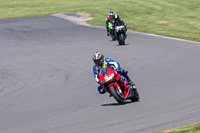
115,14,119,21
93,51,104,67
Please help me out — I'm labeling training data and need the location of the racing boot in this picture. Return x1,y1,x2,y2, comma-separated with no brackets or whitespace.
98,85,107,94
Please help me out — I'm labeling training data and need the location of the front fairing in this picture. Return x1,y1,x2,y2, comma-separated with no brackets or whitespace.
115,25,126,33
114,21,126,34
108,22,113,30
99,66,116,85
107,23,115,40
98,66,130,99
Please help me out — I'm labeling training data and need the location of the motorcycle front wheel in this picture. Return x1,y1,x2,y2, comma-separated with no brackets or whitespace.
118,33,125,45
109,85,126,104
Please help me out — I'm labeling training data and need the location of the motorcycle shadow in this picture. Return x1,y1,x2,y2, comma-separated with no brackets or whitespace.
116,43,130,46
101,101,132,106
108,40,129,46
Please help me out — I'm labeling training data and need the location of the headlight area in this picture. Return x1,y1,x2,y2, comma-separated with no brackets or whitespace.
115,25,124,32
101,73,114,84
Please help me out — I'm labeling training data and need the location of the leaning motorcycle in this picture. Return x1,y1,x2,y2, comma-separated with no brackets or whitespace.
98,65,139,104
108,21,127,45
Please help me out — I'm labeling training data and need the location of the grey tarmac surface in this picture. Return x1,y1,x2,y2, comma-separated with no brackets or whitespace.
0,15,200,133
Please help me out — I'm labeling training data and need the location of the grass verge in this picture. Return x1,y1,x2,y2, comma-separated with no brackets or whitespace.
157,123,200,133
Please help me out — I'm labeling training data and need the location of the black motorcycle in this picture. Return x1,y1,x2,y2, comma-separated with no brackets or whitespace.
108,21,127,45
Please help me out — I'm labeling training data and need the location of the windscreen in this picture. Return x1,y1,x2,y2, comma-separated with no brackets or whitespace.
100,66,109,76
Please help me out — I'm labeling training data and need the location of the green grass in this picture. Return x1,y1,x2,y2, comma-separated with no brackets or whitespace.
157,123,200,133
0,0,199,42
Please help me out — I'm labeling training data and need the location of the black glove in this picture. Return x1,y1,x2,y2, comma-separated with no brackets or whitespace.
115,67,121,73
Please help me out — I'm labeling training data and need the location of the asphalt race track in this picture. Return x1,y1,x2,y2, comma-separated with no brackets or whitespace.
0,15,200,133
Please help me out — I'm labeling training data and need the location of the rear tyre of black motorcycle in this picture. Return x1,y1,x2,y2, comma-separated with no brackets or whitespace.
130,89,140,102
109,86,126,104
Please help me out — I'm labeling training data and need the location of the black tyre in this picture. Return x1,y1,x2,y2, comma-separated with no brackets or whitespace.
109,85,126,104
118,33,125,45
130,89,140,102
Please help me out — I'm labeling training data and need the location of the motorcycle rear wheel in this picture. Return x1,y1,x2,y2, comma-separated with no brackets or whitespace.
109,85,126,104
130,89,140,102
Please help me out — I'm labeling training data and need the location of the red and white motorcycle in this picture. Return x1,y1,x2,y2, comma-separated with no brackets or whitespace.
98,65,139,104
